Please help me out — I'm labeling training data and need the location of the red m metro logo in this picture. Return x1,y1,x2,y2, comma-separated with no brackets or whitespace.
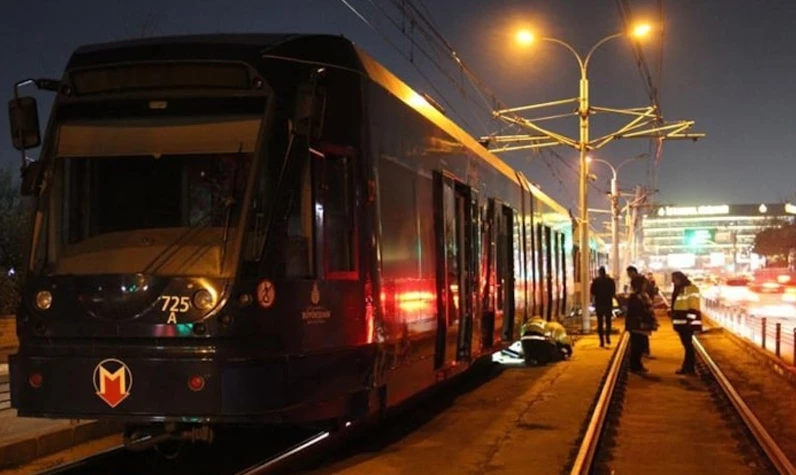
92,359,133,408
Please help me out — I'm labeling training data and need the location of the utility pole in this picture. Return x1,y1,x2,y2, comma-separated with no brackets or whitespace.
588,154,646,279
618,185,653,288
629,185,644,268
485,27,704,333
611,176,620,278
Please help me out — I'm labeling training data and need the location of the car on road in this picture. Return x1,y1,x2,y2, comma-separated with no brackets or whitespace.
746,269,796,318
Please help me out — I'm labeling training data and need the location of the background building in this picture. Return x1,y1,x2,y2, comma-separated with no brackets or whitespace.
641,203,796,275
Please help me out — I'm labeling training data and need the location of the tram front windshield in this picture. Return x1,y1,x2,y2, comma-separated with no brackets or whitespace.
45,114,262,277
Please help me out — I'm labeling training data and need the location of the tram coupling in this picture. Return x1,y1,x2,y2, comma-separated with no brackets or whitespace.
123,423,215,451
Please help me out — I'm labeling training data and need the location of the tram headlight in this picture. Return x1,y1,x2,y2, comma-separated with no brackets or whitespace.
193,289,215,310
35,290,52,310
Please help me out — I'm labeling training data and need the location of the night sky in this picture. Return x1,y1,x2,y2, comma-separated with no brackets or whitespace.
3,0,796,212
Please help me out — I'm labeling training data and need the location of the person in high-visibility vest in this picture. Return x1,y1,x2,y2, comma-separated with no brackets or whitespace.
520,317,572,365
670,271,702,375
546,320,573,359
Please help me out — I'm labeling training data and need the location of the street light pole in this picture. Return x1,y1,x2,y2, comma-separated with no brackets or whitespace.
545,34,624,332
588,154,648,280
489,24,704,333
610,175,620,277
578,66,591,332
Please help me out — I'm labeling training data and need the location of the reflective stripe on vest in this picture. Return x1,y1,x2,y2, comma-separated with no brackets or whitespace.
672,319,688,325
521,335,548,341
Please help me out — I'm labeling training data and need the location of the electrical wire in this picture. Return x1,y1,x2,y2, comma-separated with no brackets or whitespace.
365,0,490,132
615,0,666,207
339,0,577,200
336,0,479,131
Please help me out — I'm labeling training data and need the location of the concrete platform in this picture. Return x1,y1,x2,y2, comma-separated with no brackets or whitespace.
308,330,620,475
0,364,121,470
0,317,17,365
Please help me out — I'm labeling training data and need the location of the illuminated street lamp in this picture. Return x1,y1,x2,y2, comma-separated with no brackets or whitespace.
587,153,647,279
528,25,647,331
516,30,534,46
633,24,652,37
484,23,704,332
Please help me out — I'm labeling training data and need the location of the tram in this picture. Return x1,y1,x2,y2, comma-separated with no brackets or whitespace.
7,34,603,446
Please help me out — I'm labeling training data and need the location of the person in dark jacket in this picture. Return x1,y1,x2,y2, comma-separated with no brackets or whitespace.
590,266,616,347
627,266,652,357
626,276,653,373
646,272,660,299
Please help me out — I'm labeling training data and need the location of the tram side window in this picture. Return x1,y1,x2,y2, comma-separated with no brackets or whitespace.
379,157,419,280
316,153,358,279
285,161,314,278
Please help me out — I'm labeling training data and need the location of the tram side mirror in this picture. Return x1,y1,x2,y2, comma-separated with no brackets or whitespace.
293,83,326,141
20,160,45,196
8,96,41,150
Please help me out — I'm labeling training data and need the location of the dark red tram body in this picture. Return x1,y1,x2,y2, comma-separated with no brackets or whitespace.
8,34,604,438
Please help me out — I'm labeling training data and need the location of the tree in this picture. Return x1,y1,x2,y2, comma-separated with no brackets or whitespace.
753,218,796,266
0,166,30,314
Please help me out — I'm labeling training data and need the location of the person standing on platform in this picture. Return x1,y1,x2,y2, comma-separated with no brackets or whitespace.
670,271,702,375
626,276,654,373
627,266,653,358
646,272,660,301
590,266,616,347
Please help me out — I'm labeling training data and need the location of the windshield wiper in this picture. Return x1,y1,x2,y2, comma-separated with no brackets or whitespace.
218,143,244,273
144,145,248,276
141,195,233,276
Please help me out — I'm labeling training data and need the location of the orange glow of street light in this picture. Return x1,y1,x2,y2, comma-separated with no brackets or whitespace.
632,23,652,38
516,29,535,46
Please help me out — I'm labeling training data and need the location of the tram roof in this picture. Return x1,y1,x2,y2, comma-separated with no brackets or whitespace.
67,33,570,218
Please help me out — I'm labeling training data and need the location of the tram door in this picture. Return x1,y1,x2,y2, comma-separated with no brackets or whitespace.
497,205,515,341
434,172,475,368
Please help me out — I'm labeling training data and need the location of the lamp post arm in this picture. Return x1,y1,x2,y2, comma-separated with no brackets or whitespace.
541,37,586,74
583,32,625,73
589,158,618,182
616,153,649,173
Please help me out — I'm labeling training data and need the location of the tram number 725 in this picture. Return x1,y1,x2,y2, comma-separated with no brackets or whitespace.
160,296,191,313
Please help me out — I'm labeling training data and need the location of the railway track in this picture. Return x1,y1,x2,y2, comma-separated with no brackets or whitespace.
570,327,796,474
35,427,336,475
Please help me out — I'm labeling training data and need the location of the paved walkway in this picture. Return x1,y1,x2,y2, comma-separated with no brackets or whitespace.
0,363,120,470
310,331,619,475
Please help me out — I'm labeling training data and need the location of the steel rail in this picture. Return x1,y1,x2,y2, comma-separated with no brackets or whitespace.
35,444,126,474
236,431,331,474
694,336,796,475
569,330,630,475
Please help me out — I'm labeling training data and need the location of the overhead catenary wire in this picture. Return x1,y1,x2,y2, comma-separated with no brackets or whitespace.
539,153,578,209
391,0,579,190
364,0,491,132
336,0,481,132
338,0,586,200
615,0,667,204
